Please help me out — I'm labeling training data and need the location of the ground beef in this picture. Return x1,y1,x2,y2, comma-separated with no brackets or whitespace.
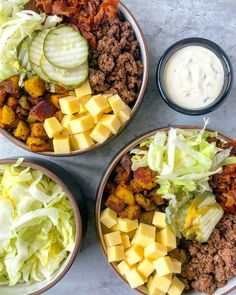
180,214,236,295
89,11,143,104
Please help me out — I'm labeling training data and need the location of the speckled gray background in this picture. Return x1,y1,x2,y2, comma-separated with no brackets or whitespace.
1,0,236,294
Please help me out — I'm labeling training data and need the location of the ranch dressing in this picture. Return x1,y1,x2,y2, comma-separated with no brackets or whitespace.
163,46,225,110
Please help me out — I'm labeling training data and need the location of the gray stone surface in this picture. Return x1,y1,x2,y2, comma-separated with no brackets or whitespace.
1,0,236,294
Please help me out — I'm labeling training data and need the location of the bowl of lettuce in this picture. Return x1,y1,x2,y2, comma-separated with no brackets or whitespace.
0,158,82,295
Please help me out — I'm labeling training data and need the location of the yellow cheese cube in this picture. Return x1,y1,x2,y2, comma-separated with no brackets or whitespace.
61,114,76,131
108,94,126,114
147,276,166,295
75,81,92,98
168,276,185,295
153,256,173,277
132,223,156,248
107,245,125,262
104,106,112,113
78,94,91,106
100,114,121,134
125,245,144,265
102,95,112,113
137,258,155,278
144,242,167,260
116,218,138,233
121,233,131,249
152,273,173,293
93,114,103,124
170,258,181,274
69,114,94,134
104,231,122,247
85,94,109,117
89,123,110,144
79,104,88,114
43,117,63,138
128,230,136,240
117,105,132,124
53,135,70,154
117,260,133,276
59,96,80,115
70,132,94,150
100,208,117,229
156,227,176,251
153,212,167,229
125,268,146,289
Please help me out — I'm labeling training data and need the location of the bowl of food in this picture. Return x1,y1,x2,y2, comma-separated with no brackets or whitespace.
156,38,233,115
0,158,83,295
0,0,148,156
96,125,236,295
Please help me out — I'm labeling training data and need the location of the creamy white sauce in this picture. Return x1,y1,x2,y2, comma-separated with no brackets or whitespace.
163,45,225,110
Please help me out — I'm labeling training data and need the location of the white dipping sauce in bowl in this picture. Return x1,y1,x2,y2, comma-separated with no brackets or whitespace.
163,46,225,110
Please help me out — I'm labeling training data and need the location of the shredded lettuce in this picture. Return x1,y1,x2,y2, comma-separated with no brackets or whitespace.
0,161,76,286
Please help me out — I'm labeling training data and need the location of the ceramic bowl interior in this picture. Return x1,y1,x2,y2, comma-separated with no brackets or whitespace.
0,1,149,157
0,159,82,295
156,38,233,116
96,126,236,295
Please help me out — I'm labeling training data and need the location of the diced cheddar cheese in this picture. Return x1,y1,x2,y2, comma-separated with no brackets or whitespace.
117,105,131,124
126,245,144,265
70,132,94,150
85,94,109,117
59,96,80,115
107,245,125,262
168,276,185,295
69,114,94,134
147,276,166,295
116,218,138,233
128,230,136,240
78,95,91,106
121,233,131,249
152,273,173,293
100,114,121,134
53,135,70,154
170,258,181,274
153,212,167,229
93,113,103,124
108,94,126,114
104,231,122,247
117,260,133,276
144,242,167,260
43,117,63,138
89,123,110,144
156,227,176,251
137,258,155,278
125,268,146,289
100,208,117,229
132,223,156,248
153,256,173,277
79,103,88,114
61,114,76,130
75,81,92,98
104,105,112,113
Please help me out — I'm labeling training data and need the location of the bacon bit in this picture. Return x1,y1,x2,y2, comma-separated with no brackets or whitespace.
35,0,119,48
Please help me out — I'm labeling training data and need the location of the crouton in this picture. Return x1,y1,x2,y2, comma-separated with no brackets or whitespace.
130,178,144,194
105,194,126,212
119,205,141,220
30,123,47,138
19,95,30,111
114,164,130,184
133,167,157,190
24,76,46,97
16,106,28,119
6,96,18,110
139,211,155,225
115,184,135,205
26,137,52,152
0,105,15,125
149,189,165,206
0,87,7,106
3,76,20,94
14,121,30,141
104,181,117,195
135,194,156,211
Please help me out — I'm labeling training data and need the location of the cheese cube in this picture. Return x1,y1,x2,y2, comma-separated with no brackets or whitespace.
117,260,133,276
104,231,122,247
147,276,166,295
137,258,155,278
100,208,117,229
128,230,136,240
117,105,132,124
125,245,144,265
89,123,110,144
43,117,63,138
104,106,112,113
168,276,185,295
153,212,167,229
70,132,94,150
144,242,167,260
107,245,125,262
108,94,126,114
93,114,103,124
152,273,173,293
171,258,181,274
75,81,92,98
85,94,109,117
78,94,91,106
121,233,131,249
116,218,138,233
59,96,80,115
153,256,173,277
69,114,94,134
156,227,176,251
132,223,156,248
53,135,70,154
102,95,112,113
61,114,76,132
79,104,88,114
100,114,121,134
126,268,146,289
